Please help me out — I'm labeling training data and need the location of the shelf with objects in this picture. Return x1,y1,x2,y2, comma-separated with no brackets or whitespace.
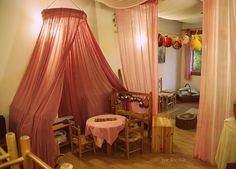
52,116,74,154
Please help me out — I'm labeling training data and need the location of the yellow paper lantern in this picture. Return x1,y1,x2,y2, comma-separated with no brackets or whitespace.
190,34,202,50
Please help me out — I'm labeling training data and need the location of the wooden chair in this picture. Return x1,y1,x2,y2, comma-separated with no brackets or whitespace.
117,117,144,159
158,78,176,111
69,124,96,158
115,109,133,119
111,90,152,137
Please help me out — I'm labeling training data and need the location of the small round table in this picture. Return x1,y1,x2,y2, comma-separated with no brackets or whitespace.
85,114,126,154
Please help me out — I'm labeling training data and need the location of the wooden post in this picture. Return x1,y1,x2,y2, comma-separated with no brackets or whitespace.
60,163,73,169
5,132,20,169
20,136,33,169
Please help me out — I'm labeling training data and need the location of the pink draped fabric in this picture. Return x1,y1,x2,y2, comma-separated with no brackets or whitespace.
116,0,158,115
194,0,236,164
184,31,191,80
10,8,124,167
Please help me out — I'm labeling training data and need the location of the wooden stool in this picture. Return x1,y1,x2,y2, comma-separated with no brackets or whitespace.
152,116,174,153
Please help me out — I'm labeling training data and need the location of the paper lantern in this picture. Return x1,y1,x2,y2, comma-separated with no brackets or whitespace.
163,35,172,48
190,34,202,50
158,33,163,47
182,34,190,45
172,36,182,49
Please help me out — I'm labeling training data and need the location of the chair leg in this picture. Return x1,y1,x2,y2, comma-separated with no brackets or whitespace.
71,143,75,154
93,142,96,154
126,142,130,160
79,145,82,158
114,141,117,152
141,139,144,153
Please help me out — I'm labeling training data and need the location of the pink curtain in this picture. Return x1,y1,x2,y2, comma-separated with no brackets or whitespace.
184,31,191,80
116,0,158,115
10,8,124,167
194,0,236,164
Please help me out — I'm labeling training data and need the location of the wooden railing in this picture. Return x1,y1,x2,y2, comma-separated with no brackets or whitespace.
0,132,65,169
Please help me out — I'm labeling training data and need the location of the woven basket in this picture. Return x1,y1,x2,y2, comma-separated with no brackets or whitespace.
176,113,197,129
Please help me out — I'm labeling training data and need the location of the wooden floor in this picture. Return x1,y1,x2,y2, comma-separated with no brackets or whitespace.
57,102,217,169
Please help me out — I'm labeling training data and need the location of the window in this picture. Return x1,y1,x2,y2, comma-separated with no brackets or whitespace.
190,33,202,76
191,48,202,75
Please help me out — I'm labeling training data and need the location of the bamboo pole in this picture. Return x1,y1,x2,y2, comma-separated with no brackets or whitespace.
5,132,20,169
60,163,73,169
20,136,33,169
27,152,52,169
0,157,23,169
0,147,6,155
0,147,10,161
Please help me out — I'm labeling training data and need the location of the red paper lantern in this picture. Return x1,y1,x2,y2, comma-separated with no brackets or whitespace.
163,35,172,48
158,33,163,47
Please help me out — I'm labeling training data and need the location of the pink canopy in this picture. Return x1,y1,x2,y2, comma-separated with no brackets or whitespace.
9,8,124,167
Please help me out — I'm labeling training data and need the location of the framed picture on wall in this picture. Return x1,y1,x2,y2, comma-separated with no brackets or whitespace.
158,46,166,64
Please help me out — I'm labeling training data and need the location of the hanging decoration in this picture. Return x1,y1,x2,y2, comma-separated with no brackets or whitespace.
114,93,150,108
158,33,164,47
182,34,190,45
157,30,202,50
190,34,202,51
172,36,182,49
163,35,172,48
112,12,117,33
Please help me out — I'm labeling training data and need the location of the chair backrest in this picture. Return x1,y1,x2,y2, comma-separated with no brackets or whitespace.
69,124,81,143
115,109,133,119
159,78,162,92
111,89,152,115
124,117,144,143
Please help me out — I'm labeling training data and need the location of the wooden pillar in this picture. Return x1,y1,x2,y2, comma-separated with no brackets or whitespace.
5,132,20,169
20,136,33,169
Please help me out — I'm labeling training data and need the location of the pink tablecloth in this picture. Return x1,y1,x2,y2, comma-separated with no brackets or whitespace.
85,114,126,147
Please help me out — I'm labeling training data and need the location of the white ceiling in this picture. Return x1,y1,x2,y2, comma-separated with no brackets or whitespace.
158,0,203,24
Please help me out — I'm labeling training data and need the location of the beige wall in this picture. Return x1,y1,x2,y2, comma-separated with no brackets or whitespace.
0,0,98,129
158,18,182,90
95,2,122,75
